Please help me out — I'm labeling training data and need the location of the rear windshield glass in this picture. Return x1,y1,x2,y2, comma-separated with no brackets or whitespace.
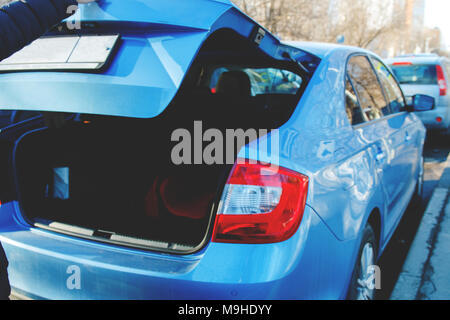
390,64,438,85
210,67,303,95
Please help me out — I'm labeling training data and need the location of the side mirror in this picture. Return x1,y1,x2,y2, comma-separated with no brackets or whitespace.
409,94,435,112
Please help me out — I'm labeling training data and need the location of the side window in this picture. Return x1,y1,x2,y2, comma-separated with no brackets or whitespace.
347,55,388,121
371,58,406,113
345,76,367,125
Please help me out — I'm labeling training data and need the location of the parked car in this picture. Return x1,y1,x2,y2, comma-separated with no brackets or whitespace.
387,54,450,132
0,0,433,300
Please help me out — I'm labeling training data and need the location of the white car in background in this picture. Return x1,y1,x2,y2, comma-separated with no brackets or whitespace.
387,54,450,133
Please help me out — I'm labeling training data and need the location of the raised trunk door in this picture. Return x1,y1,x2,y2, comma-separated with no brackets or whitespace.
0,0,237,118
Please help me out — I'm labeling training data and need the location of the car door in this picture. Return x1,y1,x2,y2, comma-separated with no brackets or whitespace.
370,57,421,212
347,55,407,238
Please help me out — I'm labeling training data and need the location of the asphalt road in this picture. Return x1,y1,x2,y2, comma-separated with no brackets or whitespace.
377,131,450,300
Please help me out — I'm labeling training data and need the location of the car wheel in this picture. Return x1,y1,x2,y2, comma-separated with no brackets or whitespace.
347,224,378,300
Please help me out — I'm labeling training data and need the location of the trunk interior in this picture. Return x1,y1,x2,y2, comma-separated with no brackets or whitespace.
14,115,233,251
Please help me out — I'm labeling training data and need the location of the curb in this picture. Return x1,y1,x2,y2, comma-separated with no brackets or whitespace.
390,153,450,300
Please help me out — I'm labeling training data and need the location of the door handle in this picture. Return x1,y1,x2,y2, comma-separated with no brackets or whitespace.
405,131,412,142
376,152,386,162
374,144,386,162
373,144,386,163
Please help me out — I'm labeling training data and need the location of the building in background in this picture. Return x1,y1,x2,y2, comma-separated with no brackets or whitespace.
404,0,426,53
396,0,447,56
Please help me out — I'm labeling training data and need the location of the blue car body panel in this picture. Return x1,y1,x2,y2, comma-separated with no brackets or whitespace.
0,202,357,299
0,2,426,300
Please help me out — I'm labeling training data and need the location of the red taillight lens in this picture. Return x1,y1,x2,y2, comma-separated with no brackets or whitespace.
436,65,447,96
212,160,309,244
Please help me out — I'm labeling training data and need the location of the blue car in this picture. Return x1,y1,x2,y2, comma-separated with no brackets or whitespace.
0,0,432,300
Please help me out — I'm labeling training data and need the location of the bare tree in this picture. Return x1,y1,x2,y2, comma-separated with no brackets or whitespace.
233,0,415,57
234,0,336,41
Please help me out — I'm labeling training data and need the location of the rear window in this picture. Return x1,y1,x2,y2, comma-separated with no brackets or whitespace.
210,67,303,95
390,64,438,85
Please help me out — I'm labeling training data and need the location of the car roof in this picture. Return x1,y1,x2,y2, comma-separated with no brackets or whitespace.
283,41,372,59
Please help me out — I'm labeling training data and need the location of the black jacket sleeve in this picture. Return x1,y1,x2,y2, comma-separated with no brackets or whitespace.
0,0,78,61
0,0,78,299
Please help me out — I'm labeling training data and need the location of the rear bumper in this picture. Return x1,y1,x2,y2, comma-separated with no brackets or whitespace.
0,202,356,300
414,104,450,130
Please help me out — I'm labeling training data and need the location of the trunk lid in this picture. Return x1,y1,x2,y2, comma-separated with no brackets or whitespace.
0,0,277,118
0,29,209,118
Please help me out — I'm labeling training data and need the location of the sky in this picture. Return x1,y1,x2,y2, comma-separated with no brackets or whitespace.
424,0,450,49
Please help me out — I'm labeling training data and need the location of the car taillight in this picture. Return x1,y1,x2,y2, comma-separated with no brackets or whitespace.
212,160,309,244
392,62,412,66
436,65,447,96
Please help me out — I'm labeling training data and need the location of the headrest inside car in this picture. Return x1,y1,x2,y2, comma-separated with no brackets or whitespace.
216,71,251,98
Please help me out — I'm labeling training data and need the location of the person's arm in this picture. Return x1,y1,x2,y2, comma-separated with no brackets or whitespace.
0,0,79,300
0,0,78,61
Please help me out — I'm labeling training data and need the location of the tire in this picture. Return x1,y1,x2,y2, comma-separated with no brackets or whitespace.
0,243,10,300
347,224,378,300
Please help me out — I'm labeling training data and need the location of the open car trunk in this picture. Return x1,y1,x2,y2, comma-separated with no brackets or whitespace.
0,7,319,252
13,115,234,252
11,64,305,252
